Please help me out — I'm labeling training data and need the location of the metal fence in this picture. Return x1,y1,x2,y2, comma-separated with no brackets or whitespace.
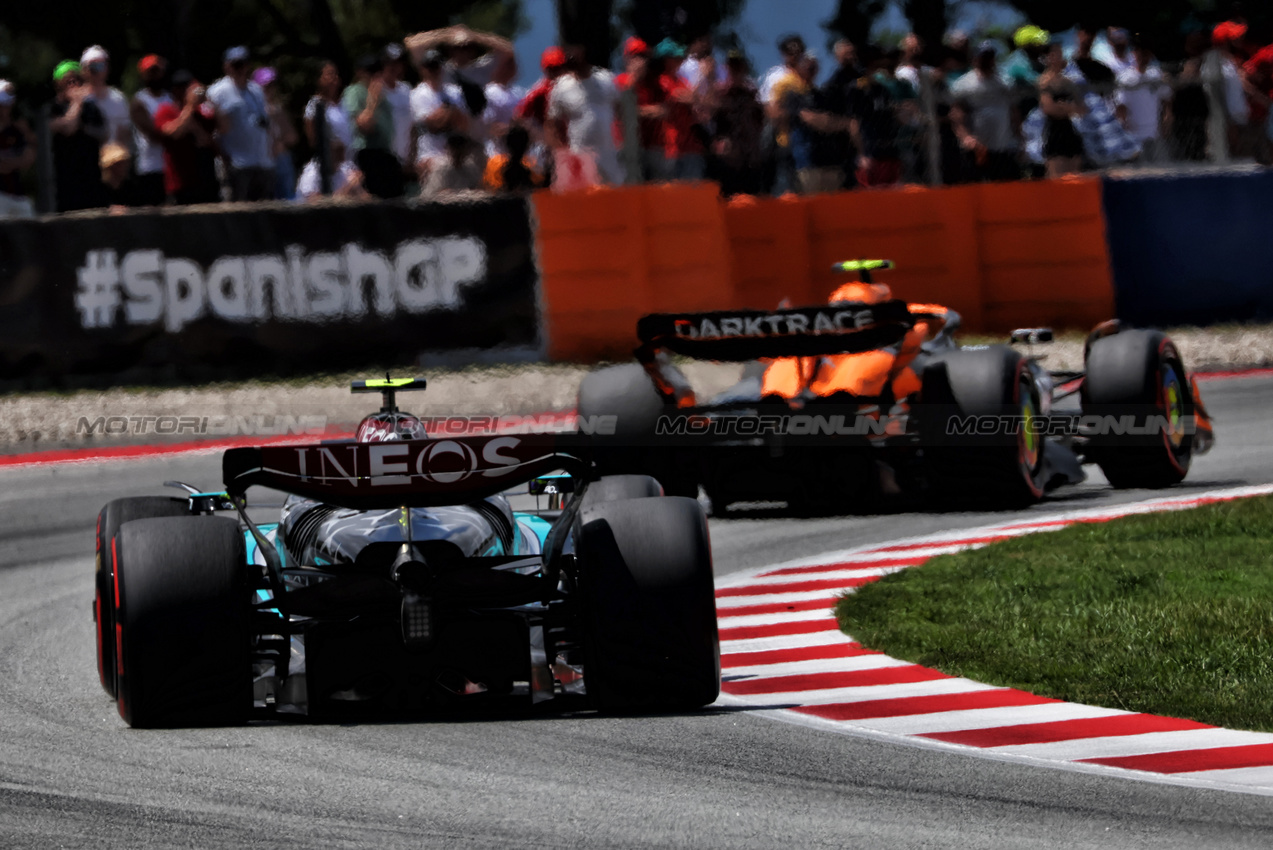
11,50,1271,216
905,53,1256,188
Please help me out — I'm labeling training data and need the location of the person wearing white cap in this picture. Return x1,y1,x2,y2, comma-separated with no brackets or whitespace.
0,80,36,219
81,45,131,146
207,45,275,200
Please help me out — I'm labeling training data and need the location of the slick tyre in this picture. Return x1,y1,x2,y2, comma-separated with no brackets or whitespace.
577,363,698,497
577,497,720,712
579,474,663,511
95,497,190,698
1083,329,1193,489
921,346,1047,507
113,516,251,728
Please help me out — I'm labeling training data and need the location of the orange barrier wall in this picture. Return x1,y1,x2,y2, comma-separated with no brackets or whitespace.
534,178,1115,361
534,182,730,361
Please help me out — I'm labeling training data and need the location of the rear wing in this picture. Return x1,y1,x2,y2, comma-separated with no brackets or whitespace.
635,300,916,363
224,433,588,510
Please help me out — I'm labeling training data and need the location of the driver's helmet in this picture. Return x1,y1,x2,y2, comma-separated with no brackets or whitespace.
355,412,428,443
829,281,892,305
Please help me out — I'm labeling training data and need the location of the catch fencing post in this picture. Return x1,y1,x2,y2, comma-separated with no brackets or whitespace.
1201,49,1230,164
35,104,55,214
314,103,333,195
619,86,641,184
920,68,942,187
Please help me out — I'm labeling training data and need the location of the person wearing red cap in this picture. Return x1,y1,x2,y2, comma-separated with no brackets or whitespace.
615,37,649,90
130,55,173,205
513,46,568,178
613,37,672,181
611,38,647,157
515,47,567,129
1212,21,1254,156
546,43,624,186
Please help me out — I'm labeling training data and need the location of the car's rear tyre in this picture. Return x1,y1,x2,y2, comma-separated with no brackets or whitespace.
1083,329,1193,489
95,497,190,698
577,363,698,498
920,346,1047,507
576,496,719,712
579,474,663,511
113,516,251,728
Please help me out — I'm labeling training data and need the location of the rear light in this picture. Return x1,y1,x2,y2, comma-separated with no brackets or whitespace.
400,592,432,647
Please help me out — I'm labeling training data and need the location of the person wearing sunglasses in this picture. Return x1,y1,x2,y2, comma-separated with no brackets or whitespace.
49,60,109,211
80,45,131,147
207,45,275,201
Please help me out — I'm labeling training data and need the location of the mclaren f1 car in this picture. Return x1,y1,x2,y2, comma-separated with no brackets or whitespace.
93,378,719,727
577,260,1214,513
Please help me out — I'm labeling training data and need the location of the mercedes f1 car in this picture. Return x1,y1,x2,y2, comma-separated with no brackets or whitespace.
93,379,719,728
577,260,1214,513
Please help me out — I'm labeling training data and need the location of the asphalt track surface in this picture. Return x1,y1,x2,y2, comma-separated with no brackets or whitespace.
2,374,1272,848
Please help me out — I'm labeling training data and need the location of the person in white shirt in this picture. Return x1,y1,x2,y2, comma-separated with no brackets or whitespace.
1115,36,1171,163
679,35,726,89
895,33,925,90
129,54,174,205
296,138,368,201
409,49,468,181
406,25,514,90
207,45,275,200
482,53,524,157
379,43,414,172
304,61,353,149
81,45,131,146
405,24,514,156
760,34,806,104
546,44,622,186
1098,28,1136,77
1212,21,1252,141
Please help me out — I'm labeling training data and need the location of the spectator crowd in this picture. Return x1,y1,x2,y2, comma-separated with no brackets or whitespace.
1,15,1271,218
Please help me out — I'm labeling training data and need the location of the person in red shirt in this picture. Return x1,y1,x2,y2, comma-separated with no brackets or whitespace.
514,46,568,181
654,39,707,180
614,37,648,90
1243,42,1273,164
153,71,221,205
613,37,674,182
515,47,566,129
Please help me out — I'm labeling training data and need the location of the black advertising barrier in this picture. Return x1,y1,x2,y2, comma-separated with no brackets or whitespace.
0,197,541,379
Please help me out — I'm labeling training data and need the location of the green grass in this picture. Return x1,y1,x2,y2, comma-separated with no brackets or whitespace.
836,496,1273,732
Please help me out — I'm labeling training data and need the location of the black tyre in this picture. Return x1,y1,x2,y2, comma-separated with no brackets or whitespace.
113,516,251,728
577,363,697,497
920,346,1047,507
576,496,719,712
95,497,190,698
1083,329,1193,488
579,474,663,511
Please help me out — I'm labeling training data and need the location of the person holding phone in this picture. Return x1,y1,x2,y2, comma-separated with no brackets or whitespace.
207,46,274,201
154,70,221,205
